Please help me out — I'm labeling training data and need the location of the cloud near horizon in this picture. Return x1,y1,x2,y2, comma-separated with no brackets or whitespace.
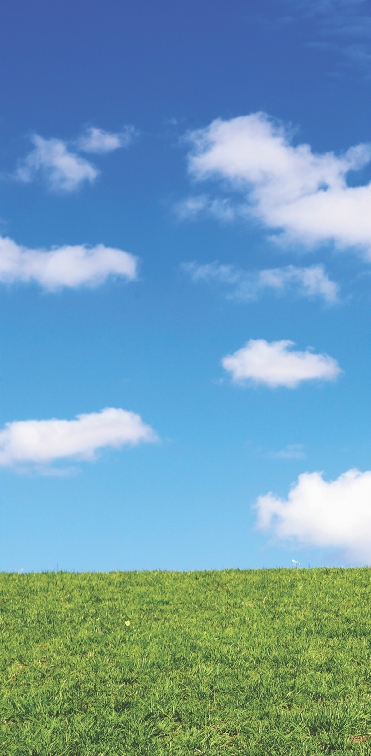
0,236,137,290
222,339,341,387
255,468,371,562
182,261,339,303
0,408,158,468
185,112,371,257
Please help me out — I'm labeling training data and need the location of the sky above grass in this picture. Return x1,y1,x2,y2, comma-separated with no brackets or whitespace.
1,0,370,571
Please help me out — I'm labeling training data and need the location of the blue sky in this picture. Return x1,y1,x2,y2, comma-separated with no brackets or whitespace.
1,0,370,572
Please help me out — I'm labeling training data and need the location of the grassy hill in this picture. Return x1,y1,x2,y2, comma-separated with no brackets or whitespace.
1,568,371,755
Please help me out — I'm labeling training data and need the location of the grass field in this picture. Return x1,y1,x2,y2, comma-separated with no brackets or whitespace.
1,569,371,755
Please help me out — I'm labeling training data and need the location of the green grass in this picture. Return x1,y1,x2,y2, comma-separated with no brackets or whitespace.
1,569,371,755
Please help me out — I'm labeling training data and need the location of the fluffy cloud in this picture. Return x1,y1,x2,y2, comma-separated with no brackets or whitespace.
255,468,371,561
16,135,98,192
0,236,137,290
222,339,341,387
186,112,371,256
0,408,157,468
77,125,137,153
183,261,339,303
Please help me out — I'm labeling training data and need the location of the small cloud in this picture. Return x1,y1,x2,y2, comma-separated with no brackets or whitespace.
174,194,246,223
0,408,158,470
182,261,339,304
14,125,138,192
258,264,339,303
16,135,98,193
174,194,210,220
77,126,137,153
255,468,371,563
182,260,241,285
0,236,137,290
222,339,341,388
271,444,306,460
165,117,182,126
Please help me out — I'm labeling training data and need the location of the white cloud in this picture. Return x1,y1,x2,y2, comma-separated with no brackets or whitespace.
0,236,137,290
77,126,137,153
183,261,339,303
222,339,341,387
255,468,371,562
0,408,157,468
186,112,371,256
16,135,98,192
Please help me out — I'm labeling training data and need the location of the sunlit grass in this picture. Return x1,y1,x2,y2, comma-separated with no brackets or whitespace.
1,568,371,754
